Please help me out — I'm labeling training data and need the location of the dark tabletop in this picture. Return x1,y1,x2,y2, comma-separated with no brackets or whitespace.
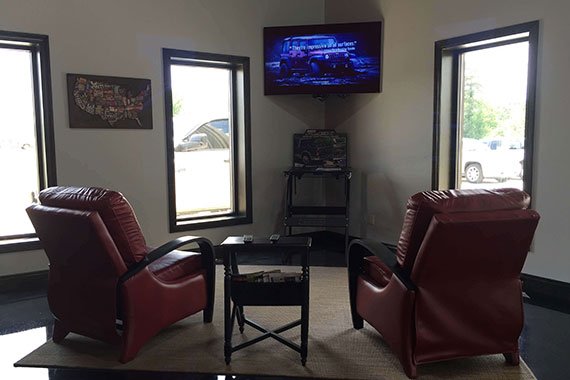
221,236,312,248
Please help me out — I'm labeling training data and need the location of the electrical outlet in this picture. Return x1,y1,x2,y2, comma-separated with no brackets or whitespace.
368,214,376,225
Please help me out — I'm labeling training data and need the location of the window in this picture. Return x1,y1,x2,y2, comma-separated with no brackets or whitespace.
432,21,538,195
0,31,56,253
163,49,252,232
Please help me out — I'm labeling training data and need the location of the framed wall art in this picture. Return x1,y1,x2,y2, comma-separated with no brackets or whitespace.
67,73,153,129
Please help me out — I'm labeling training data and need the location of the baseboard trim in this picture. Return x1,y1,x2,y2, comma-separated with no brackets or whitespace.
0,270,48,304
521,273,570,314
320,231,398,252
0,270,48,292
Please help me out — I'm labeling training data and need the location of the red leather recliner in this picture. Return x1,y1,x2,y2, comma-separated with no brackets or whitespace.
347,188,540,378
26,186,215,362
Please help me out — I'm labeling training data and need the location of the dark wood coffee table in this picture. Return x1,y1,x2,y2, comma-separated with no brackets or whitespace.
221,236,311,365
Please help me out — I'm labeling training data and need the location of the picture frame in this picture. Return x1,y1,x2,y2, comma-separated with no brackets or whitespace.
67,73,153,129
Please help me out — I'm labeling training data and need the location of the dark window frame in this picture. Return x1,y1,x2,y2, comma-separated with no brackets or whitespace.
432,21,539,196
0,31,56,254
163,49,252,232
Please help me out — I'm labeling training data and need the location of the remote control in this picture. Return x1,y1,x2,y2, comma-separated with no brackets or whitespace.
269,234,280,243
243,234,253,243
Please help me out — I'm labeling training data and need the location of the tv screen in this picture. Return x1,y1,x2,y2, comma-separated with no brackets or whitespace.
264,21,382,95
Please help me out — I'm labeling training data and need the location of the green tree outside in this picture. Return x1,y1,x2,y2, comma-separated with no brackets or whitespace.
173,97,183,117
462,74,525,140
462,75,499,139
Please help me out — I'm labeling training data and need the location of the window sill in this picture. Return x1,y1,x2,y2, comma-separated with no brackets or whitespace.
0,237,42,254
170,214,252,233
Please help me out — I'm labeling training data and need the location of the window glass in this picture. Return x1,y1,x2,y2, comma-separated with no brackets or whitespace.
0,32,55,249
458,42,528,189
170,65,233,218
0,46,43,240
433,21,538,196
163,49,251,231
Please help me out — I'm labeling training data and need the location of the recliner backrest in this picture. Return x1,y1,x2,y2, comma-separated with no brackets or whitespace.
39,186,147,266
395,188,530,272
26,204,127,344
408,208,539,363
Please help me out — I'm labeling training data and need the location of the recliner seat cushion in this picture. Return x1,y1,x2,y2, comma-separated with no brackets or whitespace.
40,186,147,266
396,188,530,272
362,256,393,287
147,248,203,282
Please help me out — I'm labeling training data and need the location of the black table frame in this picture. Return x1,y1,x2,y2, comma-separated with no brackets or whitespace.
221,236,311,365
284,168,351,251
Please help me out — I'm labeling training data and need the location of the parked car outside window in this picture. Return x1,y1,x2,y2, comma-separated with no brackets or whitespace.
175,119,229,152
461,137,524,183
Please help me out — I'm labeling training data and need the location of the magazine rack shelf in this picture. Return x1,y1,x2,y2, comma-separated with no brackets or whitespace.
230,281,304,306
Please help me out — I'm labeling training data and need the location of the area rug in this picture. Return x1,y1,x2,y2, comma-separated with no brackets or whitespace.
16,265,536,379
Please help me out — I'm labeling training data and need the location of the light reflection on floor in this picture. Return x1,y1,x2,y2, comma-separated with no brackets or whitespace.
1,327,48,380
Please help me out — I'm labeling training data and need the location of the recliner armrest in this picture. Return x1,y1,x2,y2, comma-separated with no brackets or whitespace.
119,236,215,285
348,239,416,291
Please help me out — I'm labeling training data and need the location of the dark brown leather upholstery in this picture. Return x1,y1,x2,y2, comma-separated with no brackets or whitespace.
40,186,147,266
348,188,539,378
27,186,215,363
396,188,530,272
362,256,392,287
148,249,203,282
28,205,126,345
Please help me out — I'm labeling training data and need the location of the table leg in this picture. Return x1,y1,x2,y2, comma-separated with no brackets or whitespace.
235,305,245,334
300,248,310,365
224,252,232,364
233,303,245,333
230,251,245,333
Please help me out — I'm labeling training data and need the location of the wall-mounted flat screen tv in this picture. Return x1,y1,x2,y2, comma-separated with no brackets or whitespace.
264,21,382,95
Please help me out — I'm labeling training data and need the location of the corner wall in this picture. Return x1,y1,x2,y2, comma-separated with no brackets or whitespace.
325,0,570,283
0,0,326,276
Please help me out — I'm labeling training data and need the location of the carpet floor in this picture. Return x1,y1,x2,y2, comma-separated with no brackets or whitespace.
16,265,535,379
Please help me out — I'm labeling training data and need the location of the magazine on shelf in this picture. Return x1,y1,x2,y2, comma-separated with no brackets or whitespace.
232,269,302,283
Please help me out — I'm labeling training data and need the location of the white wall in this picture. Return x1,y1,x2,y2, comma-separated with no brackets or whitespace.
325,0,570,283
0,0,325,276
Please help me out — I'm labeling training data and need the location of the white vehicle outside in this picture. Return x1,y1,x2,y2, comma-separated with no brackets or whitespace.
461,137,524,183
173,119,232,218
